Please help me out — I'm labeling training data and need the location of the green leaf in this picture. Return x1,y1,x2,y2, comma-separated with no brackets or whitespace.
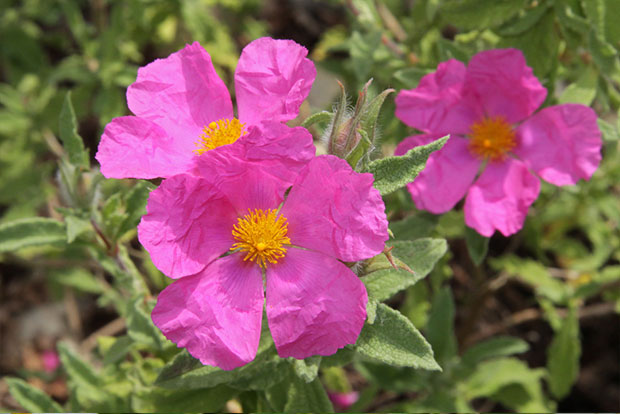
440,0,528,29
102,335,133,365
367,135,448,195
65,215,92,243
355,303,440,370
52,268,105,294
6,377,64,413
132,385,237,412
291,356,321,383
555,0,590,34
118,181,154,237
359,88,395,143
156,332,284,391
389,212,439,240
301,111,332,128
59,91,89,168
598,118,620,141
547,306,581,399
464,226,489,266
57,342,101,389
491,255,571,304
559,67,598,105
463,358,551,412
126,296,164,349
426,287,457,364
461,336,529,366
498,8,559,77
58,341,109,410
496,1,551,36
284,371,334,413
362,239,447,302
0,217,66,253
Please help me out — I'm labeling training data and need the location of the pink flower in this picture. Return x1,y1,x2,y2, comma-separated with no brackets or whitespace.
395,49,602,237
96,37,316,179
328,391,359,411
139,146,389,370
42,350,60,373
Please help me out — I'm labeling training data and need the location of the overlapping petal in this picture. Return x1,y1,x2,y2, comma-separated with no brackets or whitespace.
96,117,194,179
138,174,238,278
464,48,547,123
395,134,481,213
514,104,602,186
196,121,315,187
281,155,388,262
235,37,316,125
464,159,540,237
395,59,480,135
152,254,264,370
266,248,367,359
126,42,233,151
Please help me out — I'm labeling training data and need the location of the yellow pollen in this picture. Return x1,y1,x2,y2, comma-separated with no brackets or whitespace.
231,209,291,268
468,116,516,161
194,118,247,154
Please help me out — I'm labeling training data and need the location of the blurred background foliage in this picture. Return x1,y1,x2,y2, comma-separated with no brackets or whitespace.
0,0,618,412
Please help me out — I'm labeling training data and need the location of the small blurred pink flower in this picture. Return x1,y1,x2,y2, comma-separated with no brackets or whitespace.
395,48,602,237
96,37,315,179
140,147,388,370
42,350,60,373
328,391,359,411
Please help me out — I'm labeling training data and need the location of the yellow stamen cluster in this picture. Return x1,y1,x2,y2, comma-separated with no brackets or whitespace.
194,118,247,155
231,209,291,268
468,116,516,161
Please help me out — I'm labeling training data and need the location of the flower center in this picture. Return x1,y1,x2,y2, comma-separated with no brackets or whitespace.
194,118,247,155
231,208,291,268
468,116,516,161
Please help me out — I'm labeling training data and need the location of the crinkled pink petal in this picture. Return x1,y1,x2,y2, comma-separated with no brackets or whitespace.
266,248,367,359
514,104,602,186
464,48,547,123
281,155,388,262
127,42,233,152
395,134,481,213
464,159,540,237
196,157,291,217
138,174,238,279
194,121,315,184
152,254,264,370
395,59,481,135
235,37,316,125
96,116,194,179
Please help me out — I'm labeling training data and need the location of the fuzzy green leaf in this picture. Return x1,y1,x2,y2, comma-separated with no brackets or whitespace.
367,135,448,195
156,333,284,391
463,357,551,412
547,306,581,399
301,111,332,128
284,372,334,413
464,226,489,266
0,217,66,253
355,303,440,370
59,91,89,168
362,238,447,302
132,385,236,412
559,67,598,105
57,342,101,389
292,356,321,383
126,296,164,349
426,287,457,364
461,336,529,366
6,377,64,413
440,0,528,29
